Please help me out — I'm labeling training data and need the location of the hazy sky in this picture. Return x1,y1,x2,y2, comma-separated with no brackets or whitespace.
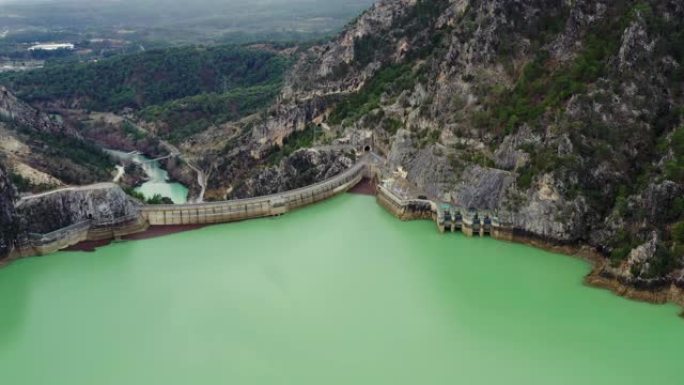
0,0,374,44
0,0,364,3
0,0,376,9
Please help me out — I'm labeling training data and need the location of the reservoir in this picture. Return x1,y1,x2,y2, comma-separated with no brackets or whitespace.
0,194,682,385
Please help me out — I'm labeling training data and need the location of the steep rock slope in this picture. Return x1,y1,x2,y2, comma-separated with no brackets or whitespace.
0,86,74,136
0,164,17,259
0,87,113,190
234,0,684,285
232,148,355,198
16,183,141,235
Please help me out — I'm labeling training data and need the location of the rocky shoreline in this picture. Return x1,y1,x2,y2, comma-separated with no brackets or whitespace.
499,232,684,312
585,268,684,309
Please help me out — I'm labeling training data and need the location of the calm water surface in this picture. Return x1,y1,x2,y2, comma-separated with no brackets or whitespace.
0,195,682,385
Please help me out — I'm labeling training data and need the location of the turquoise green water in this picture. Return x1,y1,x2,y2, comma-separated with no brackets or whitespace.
107,149,188,204
0,195,682,385
133,157,188,204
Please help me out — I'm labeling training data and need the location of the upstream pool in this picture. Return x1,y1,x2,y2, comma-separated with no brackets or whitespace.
0,194,681,385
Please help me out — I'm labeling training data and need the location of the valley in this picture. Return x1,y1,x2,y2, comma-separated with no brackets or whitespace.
0,2,684,384
1,0,684,299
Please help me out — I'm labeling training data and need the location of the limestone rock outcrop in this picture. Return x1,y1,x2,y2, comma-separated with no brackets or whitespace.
0,164,17,259
233,149,354,198
16,183,141,235
0,86,74,136
232,0,684,283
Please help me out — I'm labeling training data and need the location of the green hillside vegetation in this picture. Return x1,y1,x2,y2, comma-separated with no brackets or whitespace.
329,64,418,125
0,118,113,185
138,83,282,143
265,124,324,165
0,45,290,111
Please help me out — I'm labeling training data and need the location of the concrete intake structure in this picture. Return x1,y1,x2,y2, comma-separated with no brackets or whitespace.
376,183,514,241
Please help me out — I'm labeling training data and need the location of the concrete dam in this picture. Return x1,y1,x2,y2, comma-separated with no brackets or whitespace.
141,160,369,226
10,156,515,259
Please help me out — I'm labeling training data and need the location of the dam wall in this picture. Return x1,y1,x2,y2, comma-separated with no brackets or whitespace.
141,161,367,226
7,160,370,261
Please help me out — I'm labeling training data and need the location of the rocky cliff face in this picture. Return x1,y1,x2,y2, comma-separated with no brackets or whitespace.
0,87,113,190
2,0,681,290
16,183,141,234
0,86,75,136
232,148,355,198
0,164,17,259
230,0,684,284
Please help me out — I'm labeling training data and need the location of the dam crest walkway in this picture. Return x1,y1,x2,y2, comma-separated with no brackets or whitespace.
141,156,375,226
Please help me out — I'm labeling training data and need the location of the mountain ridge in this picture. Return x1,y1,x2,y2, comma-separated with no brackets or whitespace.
0,0,683,291
220,0,684,286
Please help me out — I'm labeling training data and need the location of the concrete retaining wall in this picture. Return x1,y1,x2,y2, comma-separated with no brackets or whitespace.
20,221,91,257
8,215,148,259
377,185,434,221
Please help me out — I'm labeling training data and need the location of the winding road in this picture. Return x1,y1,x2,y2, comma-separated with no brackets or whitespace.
157,139,208,203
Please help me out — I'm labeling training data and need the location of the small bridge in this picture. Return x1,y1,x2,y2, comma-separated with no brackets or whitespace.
139,153,179,163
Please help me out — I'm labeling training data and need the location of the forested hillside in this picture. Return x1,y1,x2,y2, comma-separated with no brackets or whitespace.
0,44,292,146
0,0,374,45
138,84,281,143
0,45,290,111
